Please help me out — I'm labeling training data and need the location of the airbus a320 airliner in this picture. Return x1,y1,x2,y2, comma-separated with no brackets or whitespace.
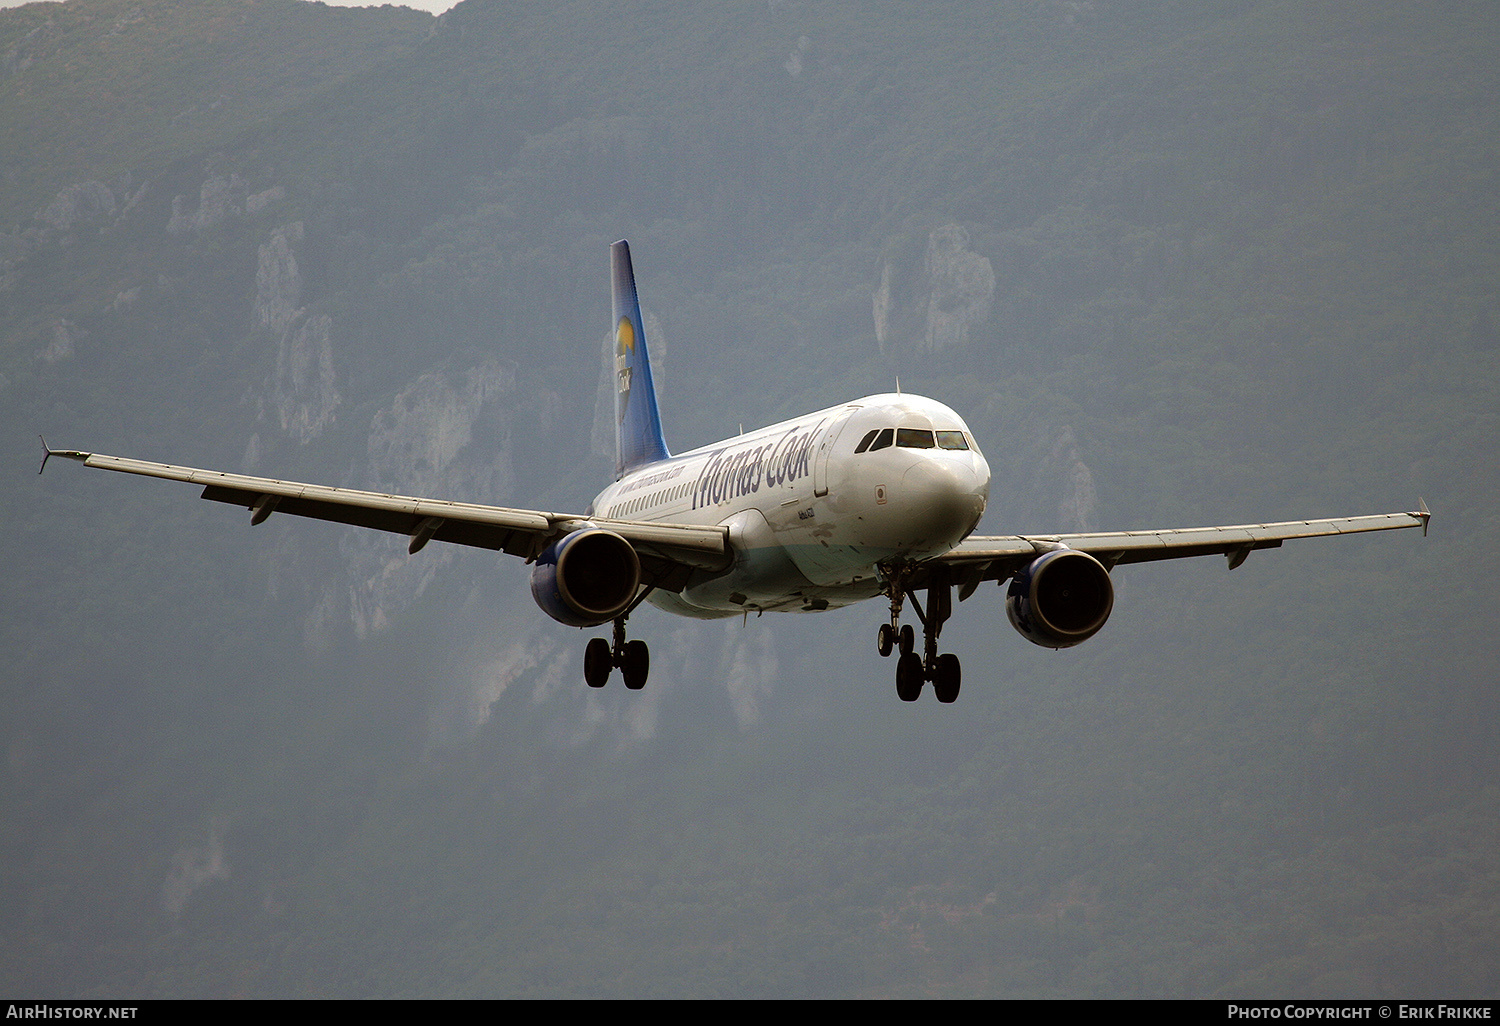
43,241,1430,703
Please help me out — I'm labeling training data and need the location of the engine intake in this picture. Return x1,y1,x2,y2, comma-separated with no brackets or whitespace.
530,529,641,627
1005,548,1114,649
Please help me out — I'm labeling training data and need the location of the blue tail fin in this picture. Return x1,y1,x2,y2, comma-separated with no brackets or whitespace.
611,240,671,479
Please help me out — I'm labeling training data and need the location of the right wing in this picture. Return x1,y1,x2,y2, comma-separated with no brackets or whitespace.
931,507,1430,599
40,446,729,585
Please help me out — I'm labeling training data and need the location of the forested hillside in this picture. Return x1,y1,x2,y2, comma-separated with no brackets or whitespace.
2,0,1496,997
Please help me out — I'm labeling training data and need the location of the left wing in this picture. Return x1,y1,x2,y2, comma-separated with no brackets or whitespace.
932,507,1430,600
40,446,728,579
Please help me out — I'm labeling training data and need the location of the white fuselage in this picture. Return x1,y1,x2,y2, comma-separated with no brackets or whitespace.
589,394,991,618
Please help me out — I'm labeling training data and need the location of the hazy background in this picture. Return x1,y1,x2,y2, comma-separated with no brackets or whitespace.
2,0,1496,998
0,1,463,14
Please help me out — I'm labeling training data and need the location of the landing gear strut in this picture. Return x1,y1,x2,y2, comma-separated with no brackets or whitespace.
876,564,962,704
584,615,650,690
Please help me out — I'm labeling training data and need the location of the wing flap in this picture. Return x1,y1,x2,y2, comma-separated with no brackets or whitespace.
198,484,540,553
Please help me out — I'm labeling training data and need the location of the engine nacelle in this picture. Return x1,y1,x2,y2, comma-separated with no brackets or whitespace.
1005,548,1114,649
530,529,641,627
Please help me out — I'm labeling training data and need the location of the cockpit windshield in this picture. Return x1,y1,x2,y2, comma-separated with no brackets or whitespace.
855,426,971,453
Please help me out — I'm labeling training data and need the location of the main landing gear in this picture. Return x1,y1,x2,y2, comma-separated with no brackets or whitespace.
877,565,962,704
584,616,649,690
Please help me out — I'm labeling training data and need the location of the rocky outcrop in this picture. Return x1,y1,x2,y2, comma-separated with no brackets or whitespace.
167,174,284,236
4,17,54,78
873,224,995,352
340,359,519,640
364,360,517,501
35,182,116,233
160,815,231,919
923,224,996,350
254,222,340,443
1035,425,1098,533
22,177,144,252
254,222,303,333
717,621,779,728
273,314,339,444
168,174,247,236
785,35,810,78
37,319,82,363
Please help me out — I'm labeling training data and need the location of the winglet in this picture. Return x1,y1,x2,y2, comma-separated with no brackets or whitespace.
38,436,90,475
1412,498,1431,537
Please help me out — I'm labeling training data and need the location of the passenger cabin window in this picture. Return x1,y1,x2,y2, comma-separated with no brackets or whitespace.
935,430,969,450
854,429,880,454
868,428,894,452
896,428,935,449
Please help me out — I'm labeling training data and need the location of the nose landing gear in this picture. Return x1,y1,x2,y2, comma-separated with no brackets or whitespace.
876,565,962,703
876,621,914,658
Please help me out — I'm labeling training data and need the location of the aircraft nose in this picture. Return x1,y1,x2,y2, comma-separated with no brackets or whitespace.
900,456,988,550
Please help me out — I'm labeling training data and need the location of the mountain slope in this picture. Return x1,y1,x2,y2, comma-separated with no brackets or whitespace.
2,0,1495,998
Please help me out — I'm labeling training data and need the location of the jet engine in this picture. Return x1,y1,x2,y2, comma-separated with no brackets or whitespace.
530,529,641,627
1005,548,1114,649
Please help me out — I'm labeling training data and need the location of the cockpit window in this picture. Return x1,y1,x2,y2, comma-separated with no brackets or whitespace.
860,426,972,453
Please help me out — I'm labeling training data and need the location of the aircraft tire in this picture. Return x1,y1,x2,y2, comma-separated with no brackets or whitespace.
622,639,650,690
898,624,915,657
584,638,612,688
877,623,895,657
933,653,961,704
896,652,924,702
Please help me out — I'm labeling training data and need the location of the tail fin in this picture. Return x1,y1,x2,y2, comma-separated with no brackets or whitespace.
611,240,671,479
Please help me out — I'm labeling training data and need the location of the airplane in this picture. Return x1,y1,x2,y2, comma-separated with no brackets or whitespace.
41,240,1431,703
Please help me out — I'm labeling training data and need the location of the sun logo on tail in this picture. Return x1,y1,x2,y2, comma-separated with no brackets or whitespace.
615,315,635,405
